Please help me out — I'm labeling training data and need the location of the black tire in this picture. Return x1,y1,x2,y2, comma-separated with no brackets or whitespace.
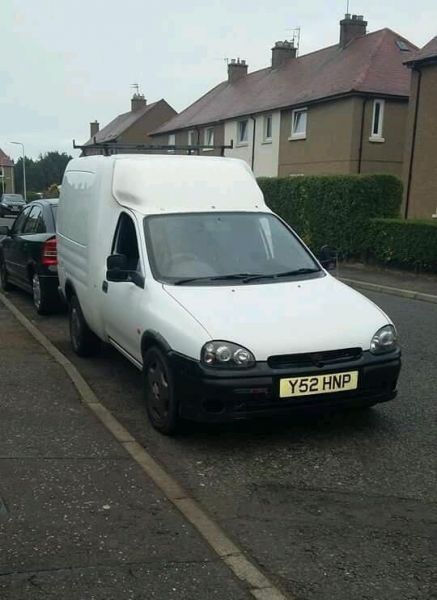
0,259,12,291
69,294,100,357
32,273,58,315
143,346,180,435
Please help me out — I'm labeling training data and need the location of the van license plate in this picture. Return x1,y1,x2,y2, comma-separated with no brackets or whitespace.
280,371,358,398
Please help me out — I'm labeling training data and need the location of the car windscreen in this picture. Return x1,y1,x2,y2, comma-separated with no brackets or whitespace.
143,212,321,285
2,195,24,203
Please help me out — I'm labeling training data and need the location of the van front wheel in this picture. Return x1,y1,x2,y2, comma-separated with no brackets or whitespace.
69,295,100,357
143,347,179,435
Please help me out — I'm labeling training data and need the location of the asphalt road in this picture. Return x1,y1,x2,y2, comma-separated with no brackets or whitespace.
2,286,437,600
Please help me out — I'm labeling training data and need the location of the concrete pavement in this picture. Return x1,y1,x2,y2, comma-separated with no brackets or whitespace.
339,262,437,298
0,302,249,600
1,282,437,599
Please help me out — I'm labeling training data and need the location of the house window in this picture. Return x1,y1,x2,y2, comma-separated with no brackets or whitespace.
168,133,176,153
204,127,214,148
263,115,273,142
237,119,249,145
370,99,385,141
290,108,307,140
188,130,196,146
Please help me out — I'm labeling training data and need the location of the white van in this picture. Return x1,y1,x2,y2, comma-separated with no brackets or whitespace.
57,155,401,434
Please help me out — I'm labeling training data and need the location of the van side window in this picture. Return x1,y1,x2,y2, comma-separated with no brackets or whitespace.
112,213,141,272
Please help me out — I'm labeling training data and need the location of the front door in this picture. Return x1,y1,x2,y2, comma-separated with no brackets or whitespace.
102,212,145,364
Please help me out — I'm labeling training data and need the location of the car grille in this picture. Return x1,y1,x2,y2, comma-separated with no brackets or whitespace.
268,347,363,370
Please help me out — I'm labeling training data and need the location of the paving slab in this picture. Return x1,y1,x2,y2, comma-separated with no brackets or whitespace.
0,304,249,599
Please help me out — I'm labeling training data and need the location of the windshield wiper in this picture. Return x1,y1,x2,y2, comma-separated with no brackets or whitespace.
242,268,320,283
173,273,263,286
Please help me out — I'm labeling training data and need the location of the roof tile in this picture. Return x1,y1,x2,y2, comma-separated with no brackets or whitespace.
84,101,158,145
405,36,437,65
0,148,14,167
154,28,416,134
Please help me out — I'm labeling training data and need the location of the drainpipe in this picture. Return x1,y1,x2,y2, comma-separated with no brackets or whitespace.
250,116,256,171
404,68,422,219
195,126,201,156
357,97,368,174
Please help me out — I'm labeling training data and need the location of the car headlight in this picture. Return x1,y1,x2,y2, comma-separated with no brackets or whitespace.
370,325,398,354
201,341,255,368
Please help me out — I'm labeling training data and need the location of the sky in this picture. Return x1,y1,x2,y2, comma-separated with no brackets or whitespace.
1,0,436,161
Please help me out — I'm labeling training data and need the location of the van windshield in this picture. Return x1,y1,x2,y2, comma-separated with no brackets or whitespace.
144,212,322,285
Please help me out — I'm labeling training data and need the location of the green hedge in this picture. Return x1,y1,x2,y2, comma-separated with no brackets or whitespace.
369,218,437,271
257,174,402,256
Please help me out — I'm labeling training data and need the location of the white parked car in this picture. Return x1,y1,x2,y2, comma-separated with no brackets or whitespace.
57,155,401,434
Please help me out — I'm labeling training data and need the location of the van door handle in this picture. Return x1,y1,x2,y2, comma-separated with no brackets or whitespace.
102,281,108,293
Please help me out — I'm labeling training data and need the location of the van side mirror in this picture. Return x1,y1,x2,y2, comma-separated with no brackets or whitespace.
318,245,337,271
106,254,145,288
0,226,10,236
106,254,129,282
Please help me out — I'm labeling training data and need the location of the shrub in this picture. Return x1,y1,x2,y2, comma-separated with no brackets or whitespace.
257,174,402,256
369,218,437,271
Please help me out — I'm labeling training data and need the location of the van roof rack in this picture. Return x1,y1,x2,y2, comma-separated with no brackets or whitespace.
72,140,234,157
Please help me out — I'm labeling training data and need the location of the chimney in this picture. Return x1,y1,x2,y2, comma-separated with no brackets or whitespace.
227,58,248,83
271,40,297,68
340,14,367,48
90,120,99,137
131,93,147,112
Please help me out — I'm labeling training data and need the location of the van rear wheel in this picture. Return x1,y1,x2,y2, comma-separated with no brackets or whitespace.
143,347,179,435
69,295,100,357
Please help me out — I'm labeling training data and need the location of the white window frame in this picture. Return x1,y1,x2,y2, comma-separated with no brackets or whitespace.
237,119,249,146
168,133,176,153
203,127,214,150
188,130,196,146
370,99,385,142
263,114,273,143
289,108,307,140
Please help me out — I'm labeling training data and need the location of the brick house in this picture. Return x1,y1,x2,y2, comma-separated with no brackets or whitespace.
81,94,177,156
151,14,416,179
402,37,437,219
0,148,15,194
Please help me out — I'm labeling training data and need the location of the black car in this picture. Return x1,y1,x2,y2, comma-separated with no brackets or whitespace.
0,199,60,314
0,194,25,217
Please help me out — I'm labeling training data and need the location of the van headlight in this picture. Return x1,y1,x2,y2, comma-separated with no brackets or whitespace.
370,325,398,355
201,341,255,368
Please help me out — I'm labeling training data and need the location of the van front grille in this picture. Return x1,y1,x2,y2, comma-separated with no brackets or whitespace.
268,347,362,370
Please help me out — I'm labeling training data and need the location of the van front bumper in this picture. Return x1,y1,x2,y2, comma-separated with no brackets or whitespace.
170,350,401,422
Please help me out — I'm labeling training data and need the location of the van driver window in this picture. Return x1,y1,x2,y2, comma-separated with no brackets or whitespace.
112,213,141,272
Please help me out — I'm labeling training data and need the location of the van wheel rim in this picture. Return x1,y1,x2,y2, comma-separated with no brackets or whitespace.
32,275,41,309
147,357,170,422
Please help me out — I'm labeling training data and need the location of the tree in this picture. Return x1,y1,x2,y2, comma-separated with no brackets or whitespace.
14,151,72,196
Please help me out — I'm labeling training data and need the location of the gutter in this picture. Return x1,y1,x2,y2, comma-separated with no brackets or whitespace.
149,90,409,138
404,68,422,219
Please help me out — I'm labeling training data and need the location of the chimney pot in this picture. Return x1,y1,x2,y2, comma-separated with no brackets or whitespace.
90,120,99,137
227,57,248,83
131,93,147,112
271,40,297,68
339,13,367,48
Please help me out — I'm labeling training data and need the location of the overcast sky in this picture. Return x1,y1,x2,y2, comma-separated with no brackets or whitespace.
1,0,436,160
